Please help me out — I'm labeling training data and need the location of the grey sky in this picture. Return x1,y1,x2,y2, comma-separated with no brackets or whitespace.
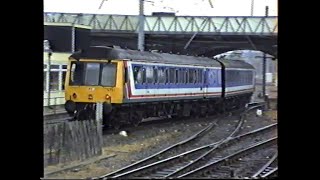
44,0,277,16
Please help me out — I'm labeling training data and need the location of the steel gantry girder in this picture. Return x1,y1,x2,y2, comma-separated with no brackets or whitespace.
44,13,278,35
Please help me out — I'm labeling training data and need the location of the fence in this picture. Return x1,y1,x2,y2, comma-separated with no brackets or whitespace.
44,120,103,167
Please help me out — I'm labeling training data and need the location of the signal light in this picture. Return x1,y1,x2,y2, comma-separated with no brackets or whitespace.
105,95,110,99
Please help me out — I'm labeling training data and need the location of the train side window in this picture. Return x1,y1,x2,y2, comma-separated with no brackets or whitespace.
204,70,207,84
246,72,248,83
179,69,184,83
227,71,231,85
146,66,153,83
193,69,197,84
169,68,175,83
196,69,200,84
185,70,188,84
242,71,245,84
246,72,248,84
157,68,165,84
194,70,198,83
178,69,181,83
142,68,146,83
212,71,216,84
199,69,203,84
136,67,145,84
232,71,235,84
165,69,169,84
133,66,141,83
153,67,158,83
188,69,194,83
175,69,179,84
231,71,234,85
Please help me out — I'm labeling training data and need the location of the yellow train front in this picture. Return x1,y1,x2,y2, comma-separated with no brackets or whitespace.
64,48,126,125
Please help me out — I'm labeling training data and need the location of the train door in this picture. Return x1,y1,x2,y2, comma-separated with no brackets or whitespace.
203,68,210,97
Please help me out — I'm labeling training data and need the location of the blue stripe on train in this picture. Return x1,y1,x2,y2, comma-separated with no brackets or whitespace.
131,63,253,89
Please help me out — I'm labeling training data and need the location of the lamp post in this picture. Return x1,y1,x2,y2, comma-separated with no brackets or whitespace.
251,0,254,16
138,0,145,51
44,40,52,107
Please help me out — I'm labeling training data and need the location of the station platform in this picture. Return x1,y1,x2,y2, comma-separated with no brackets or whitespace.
44,105,66,116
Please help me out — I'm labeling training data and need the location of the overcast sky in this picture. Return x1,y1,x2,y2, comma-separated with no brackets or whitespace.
44,0,277,16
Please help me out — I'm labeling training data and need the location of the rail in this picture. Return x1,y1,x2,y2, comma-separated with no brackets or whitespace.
178,136,278,178
98,104,267,179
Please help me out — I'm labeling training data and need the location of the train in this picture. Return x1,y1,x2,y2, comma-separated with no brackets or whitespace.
64,46,255,128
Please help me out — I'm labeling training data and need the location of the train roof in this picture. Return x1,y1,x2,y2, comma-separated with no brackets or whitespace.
70,46,254,69
70,46,221,67
219,59,255,69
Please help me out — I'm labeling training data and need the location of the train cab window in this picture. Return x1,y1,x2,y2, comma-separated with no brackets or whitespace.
84,63,100,86
70,62,84,85
101,63,117,87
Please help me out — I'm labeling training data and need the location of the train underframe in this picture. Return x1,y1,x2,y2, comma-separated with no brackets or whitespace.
70,93,252,129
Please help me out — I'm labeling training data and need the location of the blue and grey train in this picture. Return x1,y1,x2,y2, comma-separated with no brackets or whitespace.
65,46,255,128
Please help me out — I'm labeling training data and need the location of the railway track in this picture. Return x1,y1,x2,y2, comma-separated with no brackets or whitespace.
95,118,219,179
44,111,72,125
95,103,267,179
252,151,278,178
101,123,277,179
178,137,277,178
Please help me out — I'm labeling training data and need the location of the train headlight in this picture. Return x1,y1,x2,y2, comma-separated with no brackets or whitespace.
73,93,77,99
88,94,93,100
105,94,111,100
